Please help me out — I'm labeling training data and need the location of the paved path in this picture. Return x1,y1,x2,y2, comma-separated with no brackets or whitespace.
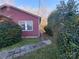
0,40,52,59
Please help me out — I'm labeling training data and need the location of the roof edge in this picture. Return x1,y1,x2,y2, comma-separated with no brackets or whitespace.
0,4,41,18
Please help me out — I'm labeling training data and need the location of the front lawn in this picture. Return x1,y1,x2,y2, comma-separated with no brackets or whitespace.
0,38,39,51
13,35,59,59
13,43,58,59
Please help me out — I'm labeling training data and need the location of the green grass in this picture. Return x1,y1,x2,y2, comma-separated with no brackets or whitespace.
12,35,58,59
0,35,58,59
13,43,58,59
0,38,39,51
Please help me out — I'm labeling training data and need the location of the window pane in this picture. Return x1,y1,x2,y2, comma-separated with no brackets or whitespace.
21,23,25,30
27,21,33,31
18,21,26,31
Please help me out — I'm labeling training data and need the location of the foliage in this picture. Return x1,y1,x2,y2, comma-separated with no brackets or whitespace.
47,11,58,28
45,11,60,37
44,26,53,36
0,21,22,48
57,0,79,59
46,1,67,37
58,22,79,59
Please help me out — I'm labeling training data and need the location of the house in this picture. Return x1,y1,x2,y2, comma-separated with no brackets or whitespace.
0,4,41,38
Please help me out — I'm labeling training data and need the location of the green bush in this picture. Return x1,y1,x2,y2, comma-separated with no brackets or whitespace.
0,21,22,48
44,26,53,36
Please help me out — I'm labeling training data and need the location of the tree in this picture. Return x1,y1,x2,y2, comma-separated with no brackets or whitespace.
57,0,79,59
45,1,67,42
46,0,79,59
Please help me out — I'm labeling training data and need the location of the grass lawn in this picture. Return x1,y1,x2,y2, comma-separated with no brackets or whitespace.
13,43,58,59
0,38,39,51
12,34,58,59
0,34,58,59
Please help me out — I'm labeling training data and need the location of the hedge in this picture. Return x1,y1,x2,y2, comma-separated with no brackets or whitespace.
0,21,22,48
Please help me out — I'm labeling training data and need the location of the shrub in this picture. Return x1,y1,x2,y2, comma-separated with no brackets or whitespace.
44,26,53,36
0,21,22,48
56,0,79,59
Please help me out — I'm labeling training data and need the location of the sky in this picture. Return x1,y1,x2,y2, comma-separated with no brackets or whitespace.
0,0,64,17
13,0,60,10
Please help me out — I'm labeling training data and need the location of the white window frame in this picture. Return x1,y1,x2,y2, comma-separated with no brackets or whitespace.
18,20,33,31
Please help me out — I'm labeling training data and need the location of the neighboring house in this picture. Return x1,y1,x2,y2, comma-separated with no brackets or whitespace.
0,4,41,38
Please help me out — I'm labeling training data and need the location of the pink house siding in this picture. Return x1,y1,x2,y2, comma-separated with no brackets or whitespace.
0,5,40,38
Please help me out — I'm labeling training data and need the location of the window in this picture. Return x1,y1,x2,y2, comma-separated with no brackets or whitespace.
18,20,33,31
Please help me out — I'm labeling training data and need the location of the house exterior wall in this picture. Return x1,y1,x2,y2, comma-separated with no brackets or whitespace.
0,6,40,38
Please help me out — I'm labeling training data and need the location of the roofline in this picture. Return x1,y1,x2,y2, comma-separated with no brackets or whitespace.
0,4,41,19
